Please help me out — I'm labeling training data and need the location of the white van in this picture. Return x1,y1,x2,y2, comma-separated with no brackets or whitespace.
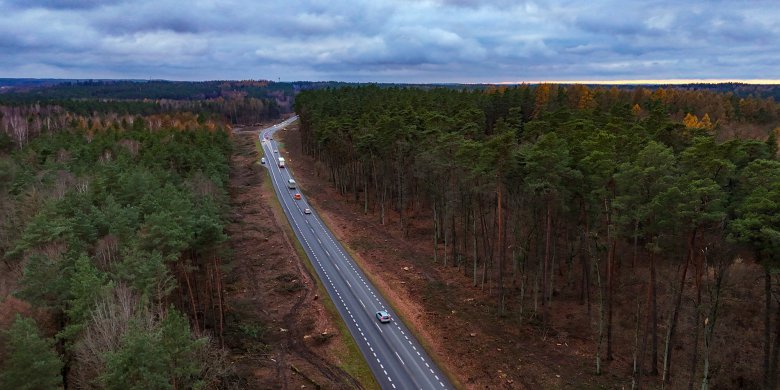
287,179,296,189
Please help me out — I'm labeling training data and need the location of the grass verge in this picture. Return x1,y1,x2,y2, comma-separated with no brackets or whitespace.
256,140,379,390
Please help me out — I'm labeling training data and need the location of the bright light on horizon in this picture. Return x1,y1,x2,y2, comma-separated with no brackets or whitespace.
496,79,780,85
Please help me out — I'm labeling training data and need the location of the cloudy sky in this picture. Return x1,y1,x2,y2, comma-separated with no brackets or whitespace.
1,0,779,83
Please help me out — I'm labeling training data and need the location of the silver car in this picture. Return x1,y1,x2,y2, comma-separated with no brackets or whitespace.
375,310,391,323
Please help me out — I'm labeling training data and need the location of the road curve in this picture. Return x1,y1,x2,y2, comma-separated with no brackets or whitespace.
259,116,453,390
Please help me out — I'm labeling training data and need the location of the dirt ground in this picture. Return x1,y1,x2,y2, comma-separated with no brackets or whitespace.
274,123,632,390
223,128,361,389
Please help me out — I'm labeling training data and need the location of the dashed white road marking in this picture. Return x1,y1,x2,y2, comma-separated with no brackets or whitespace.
395,352,405,365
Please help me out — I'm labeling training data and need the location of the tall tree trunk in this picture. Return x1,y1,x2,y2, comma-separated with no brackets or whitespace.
769,296,780,390
497,181,504,315
650,251,659,376
663,230,696,384
473,208,478,287
182,261,201,335
433,201,438,264
206,260,216,331
542,200,552,328
549,216,557,310
605,197,615,361
380,182,386,225
632,219,639,269
444,202,449,267
364,169,369,214
688,298,701,390
632,297,642,389
689,252,706,390
701,258,725,390
765,265,772,390
607,239,615,361
452,211,459,268
215,257,225,348
479,198,492,290
594,245,605,375
581,210,592,315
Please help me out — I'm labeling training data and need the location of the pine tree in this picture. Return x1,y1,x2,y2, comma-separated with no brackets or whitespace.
100,323,170,390
0,315,64,390
58,255,110,343
99,309,206,390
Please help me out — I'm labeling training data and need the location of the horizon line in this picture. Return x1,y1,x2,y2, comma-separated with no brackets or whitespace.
495,79,780,85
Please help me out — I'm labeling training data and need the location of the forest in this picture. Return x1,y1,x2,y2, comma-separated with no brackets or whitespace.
0,111,235,388
295,84,780,388
1,80,779,389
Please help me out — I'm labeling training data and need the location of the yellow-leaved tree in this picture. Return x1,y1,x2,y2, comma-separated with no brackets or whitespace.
699,113,714,130
683,113,700,129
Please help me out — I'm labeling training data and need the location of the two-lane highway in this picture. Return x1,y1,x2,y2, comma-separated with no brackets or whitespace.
259,116,452,390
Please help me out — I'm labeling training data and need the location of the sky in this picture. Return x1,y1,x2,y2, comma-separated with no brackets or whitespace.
1,0,779,83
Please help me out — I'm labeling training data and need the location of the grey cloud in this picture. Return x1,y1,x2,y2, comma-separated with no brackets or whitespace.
7,0,121,10
431,0,529,9
1,0,780,82
575,17,654,37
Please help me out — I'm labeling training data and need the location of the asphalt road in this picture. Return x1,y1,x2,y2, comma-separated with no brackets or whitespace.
259,116,453,390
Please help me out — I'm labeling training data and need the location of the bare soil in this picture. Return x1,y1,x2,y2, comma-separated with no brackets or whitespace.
223,128,361,389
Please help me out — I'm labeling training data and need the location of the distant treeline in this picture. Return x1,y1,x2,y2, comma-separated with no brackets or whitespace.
0,95,283,149
667,82,780,102
2,80,266,100
0,79,352,102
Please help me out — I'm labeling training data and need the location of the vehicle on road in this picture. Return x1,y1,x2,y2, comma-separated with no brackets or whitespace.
304,208,311,214
278,157,285,168
287,179,296,189
274,149,278,153
260,157,266,164
294,193,302,200
376,310,391,323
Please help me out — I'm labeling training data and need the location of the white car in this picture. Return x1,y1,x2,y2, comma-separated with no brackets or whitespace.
274,150,278,154
304,208,311,214
375,310,391,323
260,157,266,164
